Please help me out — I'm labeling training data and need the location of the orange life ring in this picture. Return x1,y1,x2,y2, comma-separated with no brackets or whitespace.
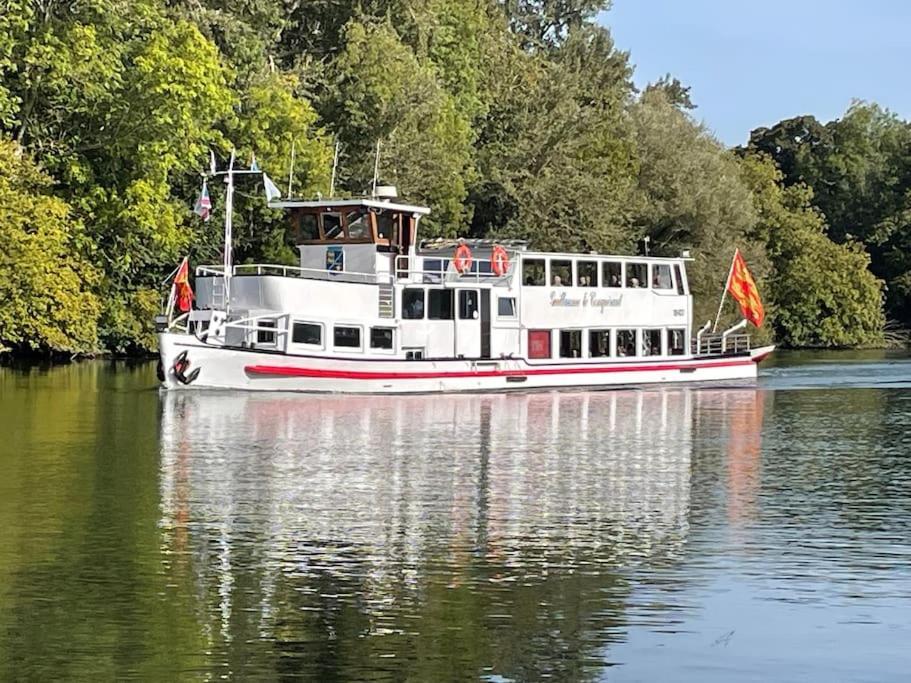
453,243,473,273
491,245,509,276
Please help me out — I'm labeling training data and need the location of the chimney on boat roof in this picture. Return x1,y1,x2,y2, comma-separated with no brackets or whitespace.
374,185,398,200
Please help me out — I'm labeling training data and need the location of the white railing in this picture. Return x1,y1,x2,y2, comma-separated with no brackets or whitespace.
693,332,752,356
196,263,390,284
395,255,515,284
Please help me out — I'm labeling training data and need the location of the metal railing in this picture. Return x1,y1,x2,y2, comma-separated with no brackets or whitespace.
395,255,515,284
693,332,752,356
196,263,389,284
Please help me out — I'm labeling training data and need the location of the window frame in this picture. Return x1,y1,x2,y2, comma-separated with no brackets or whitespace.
626,262,648,289
256,318,277,345
497,297,517,319
291,321,323,348
668,327,687,356
428,288,455,320
402,288,425,320
522,258,546,286
603,261,623,288
652,263,674,290
641,328,664,356
577,260,598,287
370,326,395,351
550,259,572,287
333,325,363,351
588,329,612,358
559,329,583,358
616,329,637,357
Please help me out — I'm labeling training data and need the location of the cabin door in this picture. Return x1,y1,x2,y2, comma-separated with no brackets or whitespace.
455,289,481,358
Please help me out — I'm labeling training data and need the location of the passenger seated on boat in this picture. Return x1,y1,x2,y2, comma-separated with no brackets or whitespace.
553,275,563,286
629,277,639,288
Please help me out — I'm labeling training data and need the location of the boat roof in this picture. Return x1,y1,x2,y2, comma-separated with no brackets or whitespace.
269,198,431,215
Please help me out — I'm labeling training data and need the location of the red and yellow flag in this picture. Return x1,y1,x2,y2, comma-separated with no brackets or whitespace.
173,257,194,313
728,249,764,327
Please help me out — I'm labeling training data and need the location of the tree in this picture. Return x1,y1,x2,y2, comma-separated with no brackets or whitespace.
0,139,101,354
740,153,884,347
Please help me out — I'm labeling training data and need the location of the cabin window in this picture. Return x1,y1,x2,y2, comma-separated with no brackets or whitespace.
257,319,276,344
295,213,320,242
376,212,396,242
674,264,686,294
550,260,572,286
627,262,648,288
322,212,345,240
652,264,673,289
528,330,551,359
428,289,454,320
669,328,686,355
334,325,361,349
498,297,517,318
459,290,479,319
523,259,546,286
559,330,582,358
617,329,637,357
402,289,425,319
405,348,424,360
345,209,370,240
589,329,611,357
370,327,394,350
292,322,322,346
577,261,597,287
603,261,623,288
642,329,663,356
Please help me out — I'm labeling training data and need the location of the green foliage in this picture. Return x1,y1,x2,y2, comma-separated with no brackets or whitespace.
0,0,895,353
0,139,101,354
740,154,884,347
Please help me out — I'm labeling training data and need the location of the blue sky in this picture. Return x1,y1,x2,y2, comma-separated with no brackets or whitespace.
602,0,911,146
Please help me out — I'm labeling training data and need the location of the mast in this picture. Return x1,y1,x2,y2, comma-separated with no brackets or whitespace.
223,149,236,312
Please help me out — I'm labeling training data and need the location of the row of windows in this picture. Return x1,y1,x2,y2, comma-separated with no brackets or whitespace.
258,321,394,351
523,258,686,293
528,328,688,359
401,289,517,320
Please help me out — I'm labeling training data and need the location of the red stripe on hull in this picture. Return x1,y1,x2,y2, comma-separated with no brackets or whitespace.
244,357,754,381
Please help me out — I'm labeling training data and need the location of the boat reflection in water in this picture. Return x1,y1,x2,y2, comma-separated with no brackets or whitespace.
158,387,764,679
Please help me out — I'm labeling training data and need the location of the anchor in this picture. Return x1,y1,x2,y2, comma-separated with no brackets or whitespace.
171,350,201,385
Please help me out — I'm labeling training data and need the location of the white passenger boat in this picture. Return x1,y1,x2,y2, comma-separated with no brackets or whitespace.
157,166,772,394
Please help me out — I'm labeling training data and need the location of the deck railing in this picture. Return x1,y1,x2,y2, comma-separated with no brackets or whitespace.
693,332,751,356
196,263,390,284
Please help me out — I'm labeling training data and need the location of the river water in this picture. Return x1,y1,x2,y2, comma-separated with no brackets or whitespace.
1,352,910,681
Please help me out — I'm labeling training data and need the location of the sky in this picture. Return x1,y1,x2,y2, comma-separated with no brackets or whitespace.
603,0,911,146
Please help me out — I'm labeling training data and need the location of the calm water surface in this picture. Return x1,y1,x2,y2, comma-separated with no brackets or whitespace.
1,352,910,681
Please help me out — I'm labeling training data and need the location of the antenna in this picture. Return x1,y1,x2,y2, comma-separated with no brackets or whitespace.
287,139,296,197
329,141,340,198
371,140,381,197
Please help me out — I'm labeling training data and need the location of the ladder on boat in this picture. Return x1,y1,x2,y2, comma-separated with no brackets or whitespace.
211,278,227,310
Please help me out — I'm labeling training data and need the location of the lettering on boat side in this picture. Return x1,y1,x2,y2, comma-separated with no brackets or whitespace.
549,291,623,312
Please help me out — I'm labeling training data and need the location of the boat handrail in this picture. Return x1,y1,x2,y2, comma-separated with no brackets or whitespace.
693,328,752,356
396,255,515,285
195,263,393,284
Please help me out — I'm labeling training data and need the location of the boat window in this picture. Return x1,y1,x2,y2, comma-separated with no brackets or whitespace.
550,260,571,287
334,325,361,349
428,289,454,320
589,329,611,357
370,327,394,350
669,328,686,355
402,289,425,319
577,261,597,287
459,290,479,320
559,330,582,358
345,209,370,240
294,213,320,242
652,264,673,289
257,319,276,344
528,329,551,359
642,329,663,356
674,264,686,294
603,261,623,288
375,212,396,242
617,329,637,356
523,259,546,286
627,262,648,288
322,212,345,240
497,297,517,318
404,348,424,360
292,322,322,346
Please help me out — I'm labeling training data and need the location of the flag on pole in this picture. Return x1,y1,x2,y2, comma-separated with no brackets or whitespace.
250,153,260,172
263,173,282,201
172,257,194,313
193,179,212,221
728,249,764,327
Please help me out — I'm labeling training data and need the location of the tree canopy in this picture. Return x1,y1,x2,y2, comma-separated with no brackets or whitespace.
0,0,897,354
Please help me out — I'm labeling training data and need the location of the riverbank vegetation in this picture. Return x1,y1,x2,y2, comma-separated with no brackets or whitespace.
0,0,899,355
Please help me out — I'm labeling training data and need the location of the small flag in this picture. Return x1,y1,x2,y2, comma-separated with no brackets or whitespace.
193,179,212,221
209,150,216,176
263,173,282,201
728,249,764,327
250,153,260,172
173,257,194,313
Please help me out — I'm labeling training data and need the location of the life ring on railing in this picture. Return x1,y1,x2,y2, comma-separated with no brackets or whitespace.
453,243,473,274
491,245,509,276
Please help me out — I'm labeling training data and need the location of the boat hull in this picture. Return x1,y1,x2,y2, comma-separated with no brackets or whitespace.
158,333,773,394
